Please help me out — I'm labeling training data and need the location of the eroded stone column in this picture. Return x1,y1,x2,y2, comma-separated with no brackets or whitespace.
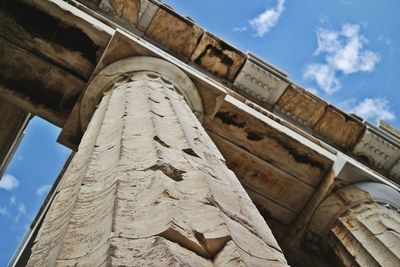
329,202,400,267
28,58,287,266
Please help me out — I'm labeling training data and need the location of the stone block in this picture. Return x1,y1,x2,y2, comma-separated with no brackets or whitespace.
233,54,288,106
275,85,327,128
379,120,400,139
353,128,400,170
389,159,400,182
314,106,365,150
145,5,203,60
191,33,246,82
100,0,141,25
137,0,160,31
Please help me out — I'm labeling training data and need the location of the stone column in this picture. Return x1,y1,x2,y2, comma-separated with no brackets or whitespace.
28,57,287,266
328,202,400,267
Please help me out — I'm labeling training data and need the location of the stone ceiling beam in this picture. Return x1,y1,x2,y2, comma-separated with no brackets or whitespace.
0,36,85,126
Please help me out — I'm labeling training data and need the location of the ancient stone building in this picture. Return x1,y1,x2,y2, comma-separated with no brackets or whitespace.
1,1,399,266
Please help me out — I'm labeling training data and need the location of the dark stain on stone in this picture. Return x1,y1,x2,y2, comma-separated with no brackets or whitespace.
61,93,80,110
194,44,233,65
149,164,185,182
0,73,63,110
215,112,246,128
182,148,200,158
273,136,326,171
247,131,263,141
154,136,170,148
193,43,234,74
3,1,99,64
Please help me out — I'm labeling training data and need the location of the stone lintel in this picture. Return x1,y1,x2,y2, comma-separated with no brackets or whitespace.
353,127,400,171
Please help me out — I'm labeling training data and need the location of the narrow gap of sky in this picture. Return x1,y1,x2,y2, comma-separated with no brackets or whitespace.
0,117,70,266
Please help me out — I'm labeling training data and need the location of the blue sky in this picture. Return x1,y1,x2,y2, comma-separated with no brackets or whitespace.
0,118,70,265
0,0,399,265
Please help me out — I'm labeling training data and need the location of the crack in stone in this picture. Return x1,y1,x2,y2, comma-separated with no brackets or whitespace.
153,135,170,148
182,148,200,158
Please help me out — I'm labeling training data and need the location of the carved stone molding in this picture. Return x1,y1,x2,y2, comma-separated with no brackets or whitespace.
355,182,400,209
233,53,288,106
353,128,400,170
307,183,400,266
390,159,400,182
329,202,400,267
308,185,372,241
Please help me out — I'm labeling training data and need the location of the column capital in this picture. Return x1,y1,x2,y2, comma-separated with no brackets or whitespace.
80,56,204,132
59,55,204,150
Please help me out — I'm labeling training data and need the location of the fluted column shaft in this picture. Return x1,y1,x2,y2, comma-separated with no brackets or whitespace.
28,71,287,266
328,202,400,267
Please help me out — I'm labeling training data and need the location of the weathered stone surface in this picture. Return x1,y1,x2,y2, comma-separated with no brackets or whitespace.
353,128,400,170
233,55,288,106
100,0,141,25
308,185,372,240
145,6,204,60
0,37,85,126
329,203,400,267
207,101,333,187
390,159,400,183
380,120,400,139
191,33,246,81
314,106,365,150
246,188,297,225
275,85,327,128
137,0,159,31
28,68,287,266
210,132,314,214
0,0,110,80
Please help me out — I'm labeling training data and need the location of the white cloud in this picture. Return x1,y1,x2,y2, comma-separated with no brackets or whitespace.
249,0,285,37
304,23,380,94
18,203,27,215
10,195,17,206
0,174,20,191
303,63,341,94
15,203,27,223
349,98,395,123
233,26,247,32
0,206,8,216
36,184,52,197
